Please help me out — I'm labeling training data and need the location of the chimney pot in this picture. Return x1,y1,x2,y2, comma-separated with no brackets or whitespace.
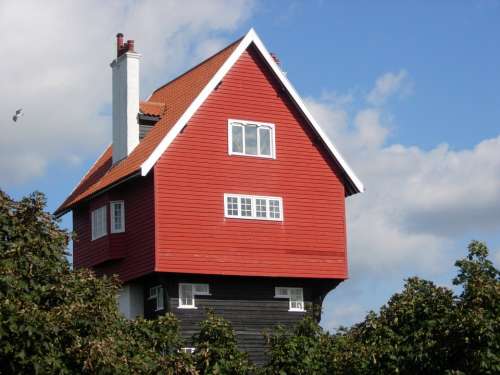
126,40,135,53
116,33,124,57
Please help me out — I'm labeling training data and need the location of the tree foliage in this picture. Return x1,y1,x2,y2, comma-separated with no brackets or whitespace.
191,311,255,374
1,190,499,374
264,241,500,374
0,191,194,374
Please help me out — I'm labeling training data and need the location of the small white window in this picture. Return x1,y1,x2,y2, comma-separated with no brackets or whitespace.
178,283,210,309
110,201,125,233
181,347,195,354
274,287,305,312
148,285,164,311
228,120,275,158
91,206,107,240
224,194,283,221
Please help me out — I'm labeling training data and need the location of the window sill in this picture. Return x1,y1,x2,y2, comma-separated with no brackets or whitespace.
91,234,107,241
225,215,283,222
228,152,276,160
289,309,306,313
178,306,198,309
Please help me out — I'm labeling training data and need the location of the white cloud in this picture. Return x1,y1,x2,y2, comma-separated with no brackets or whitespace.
366,69,412,105
0,0,254,187
309,71,500,328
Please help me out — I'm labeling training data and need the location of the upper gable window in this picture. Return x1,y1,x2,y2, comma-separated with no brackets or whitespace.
91,206,107,241
110,201,125,233
228,120,275,158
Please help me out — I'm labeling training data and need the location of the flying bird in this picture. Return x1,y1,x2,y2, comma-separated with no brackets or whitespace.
12,108,23,122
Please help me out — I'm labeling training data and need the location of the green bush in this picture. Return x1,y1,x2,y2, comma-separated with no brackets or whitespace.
0,191,193,374
1,190,498,374
264,241,500,375
192,311,255,374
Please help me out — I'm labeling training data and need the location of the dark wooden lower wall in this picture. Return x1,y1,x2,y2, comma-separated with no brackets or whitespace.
143,273,341,365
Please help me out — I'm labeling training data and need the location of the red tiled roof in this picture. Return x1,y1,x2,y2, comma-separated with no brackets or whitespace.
55,38,241,216
139,101,165,117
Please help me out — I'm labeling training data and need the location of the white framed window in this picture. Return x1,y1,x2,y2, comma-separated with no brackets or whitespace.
91,205,107,240
228,119,275,158
224,194,283,221
275,287,305,312
148,285,164,311
178,283,210,309
110,201,125,233
180,347,195,354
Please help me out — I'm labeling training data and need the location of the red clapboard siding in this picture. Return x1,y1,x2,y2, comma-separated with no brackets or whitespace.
154,46,348,279
73,173,155,282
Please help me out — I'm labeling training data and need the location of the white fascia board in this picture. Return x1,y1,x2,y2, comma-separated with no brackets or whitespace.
140,28,364,194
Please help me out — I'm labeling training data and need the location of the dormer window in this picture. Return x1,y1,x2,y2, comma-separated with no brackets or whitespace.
228,120,275,158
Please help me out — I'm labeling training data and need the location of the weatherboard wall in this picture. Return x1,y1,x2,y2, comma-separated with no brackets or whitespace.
153,45,348,279
73,173,155,282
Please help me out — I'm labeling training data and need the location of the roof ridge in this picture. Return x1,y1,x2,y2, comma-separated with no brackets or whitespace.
150,36,243,97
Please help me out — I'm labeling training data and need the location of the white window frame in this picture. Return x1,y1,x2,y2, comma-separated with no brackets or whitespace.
148,285,165,311
228,119,276,159
178,283,210,309
91,205,107,241
274,287,305,312
180,347,195,354
110,201,125,233
224,194,283,221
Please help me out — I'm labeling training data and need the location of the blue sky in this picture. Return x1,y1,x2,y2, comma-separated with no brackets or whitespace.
1,0,499,329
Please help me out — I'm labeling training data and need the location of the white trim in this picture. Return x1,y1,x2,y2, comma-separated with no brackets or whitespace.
148,285,164,311
110,200,125,233
227,119,276,159
224,193,283,221
91,205,107,241
178,283,210,309
139,28,363,194
274,287,305,312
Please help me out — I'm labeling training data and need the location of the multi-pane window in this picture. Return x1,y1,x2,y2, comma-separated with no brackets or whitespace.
178,283,210,309
275,287,305,312
226,196,238,216
224,194,283,221
148,285,164,311
228,120,275,158
240,197,252,217
110,201,125,233
269,199,281,219
91,206,107,240
256,198,267,218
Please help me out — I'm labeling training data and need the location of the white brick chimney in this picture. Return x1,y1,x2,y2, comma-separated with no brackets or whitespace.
110,33,140,163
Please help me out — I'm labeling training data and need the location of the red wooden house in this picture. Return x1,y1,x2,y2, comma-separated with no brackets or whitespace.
55,29,363,362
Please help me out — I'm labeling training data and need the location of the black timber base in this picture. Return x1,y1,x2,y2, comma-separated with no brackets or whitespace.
142,273,341,365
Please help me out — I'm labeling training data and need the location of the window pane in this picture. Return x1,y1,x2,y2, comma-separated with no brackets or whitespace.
227,196,238,216
180,284,193,306
231,124,243,153
269,200,281,219
194,284,209,295
244,125,257,155
256,199,267,218
259,127,271,156
157,287,164,310
240,197,252,216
